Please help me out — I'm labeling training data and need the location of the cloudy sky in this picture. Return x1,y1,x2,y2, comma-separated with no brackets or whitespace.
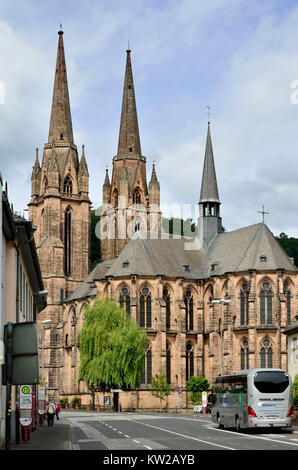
1,0,298,237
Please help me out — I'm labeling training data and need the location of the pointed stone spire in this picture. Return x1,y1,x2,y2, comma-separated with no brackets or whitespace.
149,163,159,186
149,163,160,206
199,122,220,204
117,49,142,158
48,28,74,145
32,147,41,175
78,145,89,175
103,168,110,187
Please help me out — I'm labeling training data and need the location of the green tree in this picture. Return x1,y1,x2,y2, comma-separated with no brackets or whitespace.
150,369,171,412
78,298,147,408
186,376,210,404
293,375,298,407
275,233,298,267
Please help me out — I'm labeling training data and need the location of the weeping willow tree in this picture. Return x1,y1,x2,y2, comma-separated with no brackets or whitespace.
78,298,147,408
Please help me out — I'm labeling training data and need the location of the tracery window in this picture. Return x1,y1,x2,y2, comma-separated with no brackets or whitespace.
260,338,273,368
240,338,249,370
163,288,171,330
63,175,73,194
240,283,249,325
113,188,118,207
184,289,194,331
284,281,291,325
133,188,141,204
119,286,130,316
260,281,273,325
139,286,151,328
64,208,71,276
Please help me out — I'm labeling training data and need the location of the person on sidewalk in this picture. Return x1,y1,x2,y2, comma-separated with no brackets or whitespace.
55,403,61,421
47,402,55,426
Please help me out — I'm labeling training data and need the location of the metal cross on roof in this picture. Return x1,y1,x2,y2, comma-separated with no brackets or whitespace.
258,205,269,223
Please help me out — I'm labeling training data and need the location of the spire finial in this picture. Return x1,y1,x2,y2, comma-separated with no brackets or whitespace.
58,22,63,35
127,41,131,52
206,105,211,124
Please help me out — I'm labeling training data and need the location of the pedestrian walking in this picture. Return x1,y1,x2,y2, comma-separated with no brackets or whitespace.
55,403,61,420
46,402,55,426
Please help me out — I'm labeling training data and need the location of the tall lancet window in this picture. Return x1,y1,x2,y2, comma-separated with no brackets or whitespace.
284,281,291,324
63,175,73,194
119,286,130,316
133,188,141,204
139,286,151,328
163,288,171,330
260,281,273,325
184,289,194,331
240,283,249,325
64,208,71,276
186,342,194,381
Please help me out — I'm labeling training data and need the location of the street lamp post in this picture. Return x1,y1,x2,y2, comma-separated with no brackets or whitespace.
211,299,231,376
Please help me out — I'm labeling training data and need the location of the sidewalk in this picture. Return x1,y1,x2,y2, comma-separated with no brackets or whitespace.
10,416,72,451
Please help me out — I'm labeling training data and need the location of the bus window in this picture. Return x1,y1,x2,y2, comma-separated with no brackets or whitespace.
254,371,289,393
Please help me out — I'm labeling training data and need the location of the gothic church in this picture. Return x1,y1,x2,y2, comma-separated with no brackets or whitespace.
29,30,297,410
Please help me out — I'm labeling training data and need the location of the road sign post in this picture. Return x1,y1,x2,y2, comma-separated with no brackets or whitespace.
19,385,33,442
37,384,46,426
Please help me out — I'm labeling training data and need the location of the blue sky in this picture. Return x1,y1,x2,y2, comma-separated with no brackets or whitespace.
1,0,298,236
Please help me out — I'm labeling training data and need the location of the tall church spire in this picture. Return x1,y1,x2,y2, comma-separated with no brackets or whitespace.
117,49,142,158
198,122,223,246
48,28,74,145
199,122,220,204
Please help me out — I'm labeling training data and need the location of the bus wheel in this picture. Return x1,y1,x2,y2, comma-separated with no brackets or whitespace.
217,415,223,429
235,416,241,432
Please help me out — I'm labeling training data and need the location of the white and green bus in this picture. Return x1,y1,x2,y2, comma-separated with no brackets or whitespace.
210,368,294,431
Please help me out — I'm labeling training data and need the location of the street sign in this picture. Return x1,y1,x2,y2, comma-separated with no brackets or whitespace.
202,391,207,406
19,385,33,427
37,385,46,415
110,389,122,393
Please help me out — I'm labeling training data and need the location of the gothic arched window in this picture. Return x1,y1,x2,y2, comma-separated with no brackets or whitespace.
166,342,171,384
240,282,249,325
260,338,273,368
140,343,152,384
163,288,171,330
186,342,194,382
119,286,130,316
139,286,151,328
284,282,291,325
260,281,273,325
240,338,249,370
64,208,71,276
133,188,141,204
63,175,73,194
43,176,48,193
184,289,194,331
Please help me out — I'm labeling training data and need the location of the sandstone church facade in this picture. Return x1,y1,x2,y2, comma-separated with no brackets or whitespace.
29,30,297,410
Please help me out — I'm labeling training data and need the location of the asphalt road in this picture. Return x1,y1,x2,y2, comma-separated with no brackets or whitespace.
65,411,298,451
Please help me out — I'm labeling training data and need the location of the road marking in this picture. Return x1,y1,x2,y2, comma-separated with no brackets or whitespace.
206,426,298,447
124,434,130,438
130,419,236,450
143,445,152,450
133,440,140,444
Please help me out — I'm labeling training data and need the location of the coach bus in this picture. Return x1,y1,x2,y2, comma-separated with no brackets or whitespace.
210,368,294,431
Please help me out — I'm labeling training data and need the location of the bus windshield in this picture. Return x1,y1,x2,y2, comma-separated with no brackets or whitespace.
253,371,289,393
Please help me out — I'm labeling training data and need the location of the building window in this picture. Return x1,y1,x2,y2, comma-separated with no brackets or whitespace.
240,338,249,370
260,338,273,368
163,288,171,330
184,289,194,331
64,208,71,276
260,282,273,325
140,343,152,384
284,282,291,324
260,256,267,263
133,188,141,204
139,286,151,328
166,343,171,384
186,342,194,381
63,175,73,194
240,283,249,325
119,286,130,316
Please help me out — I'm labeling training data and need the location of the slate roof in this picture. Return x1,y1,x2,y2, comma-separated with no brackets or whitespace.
64,223,297,302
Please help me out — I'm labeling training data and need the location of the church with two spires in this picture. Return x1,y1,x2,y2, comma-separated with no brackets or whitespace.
29,29,297,409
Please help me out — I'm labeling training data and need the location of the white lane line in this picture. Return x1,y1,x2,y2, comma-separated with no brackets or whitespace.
143,445,152,450
133,440,140,444
130,419,236,450
124,434,130,438
206,426,298,447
